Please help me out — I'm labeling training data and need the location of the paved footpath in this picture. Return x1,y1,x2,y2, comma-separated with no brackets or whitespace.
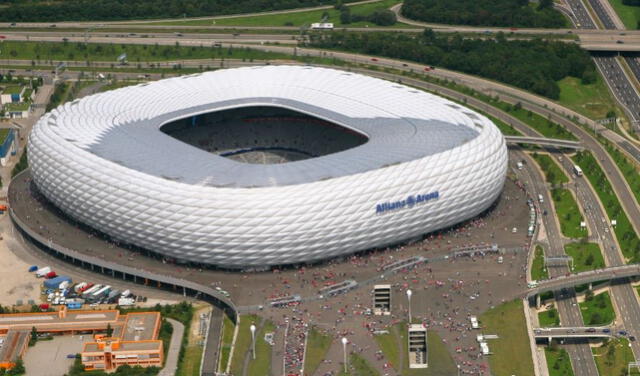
159,318,185,376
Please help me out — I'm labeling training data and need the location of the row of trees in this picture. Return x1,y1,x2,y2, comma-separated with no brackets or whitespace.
335,4,397,26
401,0,566,28
307,30,596,99
0,0,353,22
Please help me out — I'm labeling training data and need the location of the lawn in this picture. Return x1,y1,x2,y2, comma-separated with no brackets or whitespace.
557,76,620,121
579,291,615,326
5,101,31,111
545,346,574,376
598,135,640,206
564,242,605,273
479,300,535,376
531,153,569,186
374,329,400,371
538,308,560,327
0,129,9,145
573,151,640,262
218,314,235,373
0,41,290,63
608,0,640,30
551,189,587,239
229,314,259,375
488,114,522,136
339,353,381,376
176,346,203,376
304,327,332,375
593,338,640,376
531,245,549,281
157,0,407,28
497,102,577,140
246,320,275,376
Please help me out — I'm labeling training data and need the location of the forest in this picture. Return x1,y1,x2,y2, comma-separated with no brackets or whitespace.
400,0,567,28
307,30,597,99
0,0,351,22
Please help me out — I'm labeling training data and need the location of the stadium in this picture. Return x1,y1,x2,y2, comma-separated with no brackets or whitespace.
27,66,508,269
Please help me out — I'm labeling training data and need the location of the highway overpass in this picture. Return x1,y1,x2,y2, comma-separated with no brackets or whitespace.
527,264,640,299
533,326,616,340
504,136,583,150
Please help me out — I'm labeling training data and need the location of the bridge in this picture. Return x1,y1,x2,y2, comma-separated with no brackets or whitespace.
504,136,583,150
533,326,616,340
527,264,640,299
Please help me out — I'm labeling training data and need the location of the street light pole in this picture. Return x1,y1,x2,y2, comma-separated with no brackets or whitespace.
341,337,348,373
250,324,256,360
406,289,413,324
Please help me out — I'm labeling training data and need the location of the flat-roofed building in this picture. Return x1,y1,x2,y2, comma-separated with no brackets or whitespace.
408,324,428,369
373,284,391,316
81,311,162,372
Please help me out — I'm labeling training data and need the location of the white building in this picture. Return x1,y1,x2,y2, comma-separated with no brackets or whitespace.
28,66,507,269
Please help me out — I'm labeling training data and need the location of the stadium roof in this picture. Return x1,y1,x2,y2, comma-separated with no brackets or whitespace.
41,66,485,188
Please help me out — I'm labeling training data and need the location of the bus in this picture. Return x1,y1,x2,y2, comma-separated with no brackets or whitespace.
573,165,583,177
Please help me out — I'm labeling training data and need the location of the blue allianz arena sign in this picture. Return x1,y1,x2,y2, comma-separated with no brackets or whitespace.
376,191,439,214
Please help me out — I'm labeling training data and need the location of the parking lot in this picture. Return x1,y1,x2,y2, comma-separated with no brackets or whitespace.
23,334,92,376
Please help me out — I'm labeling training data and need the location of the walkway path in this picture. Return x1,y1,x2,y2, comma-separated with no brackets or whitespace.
159,318,185,376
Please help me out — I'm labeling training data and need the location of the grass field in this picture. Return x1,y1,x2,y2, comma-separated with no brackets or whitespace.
564,242,605,273
573,151,640,263
229,314,259,375
531,153,569,186
479,300,534,376
531,245,549,281
593,338,640,376
579,291,615,326
218,314,235,373
303,327,332,376
608,0,640,29
339,353,381,376
0,41,290,63
247,320,275,376
545,346,574,376
156,0,405,27
538,308,560,327
551,189,587,239
374,329,400,371
557,76,620,121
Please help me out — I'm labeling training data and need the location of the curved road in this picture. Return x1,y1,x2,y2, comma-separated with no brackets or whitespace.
159,318,184,376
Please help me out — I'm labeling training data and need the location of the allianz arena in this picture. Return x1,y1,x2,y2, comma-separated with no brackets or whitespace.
28,66,508,269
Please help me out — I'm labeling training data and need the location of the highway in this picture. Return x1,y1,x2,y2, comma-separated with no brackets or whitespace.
516,149,599,376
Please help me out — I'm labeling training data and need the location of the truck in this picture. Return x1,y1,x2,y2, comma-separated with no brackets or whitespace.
79,283,94,293
107,290,121,303
82,284,102,297
120,289,131,298
36,267,51,278
573,165,583,177
43,275,71,289
92,285,111,299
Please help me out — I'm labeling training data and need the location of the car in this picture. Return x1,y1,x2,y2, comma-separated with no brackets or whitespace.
616,40,624,44
371,58,378,62
618,330,628,336
630,336,636,341
602,328,611,333
402,63,408,67
89,303,99,307
9,23,16,27
586,328,596,333
66,354,76,359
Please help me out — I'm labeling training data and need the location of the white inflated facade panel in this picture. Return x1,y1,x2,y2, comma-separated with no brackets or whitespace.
28,66,508,268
